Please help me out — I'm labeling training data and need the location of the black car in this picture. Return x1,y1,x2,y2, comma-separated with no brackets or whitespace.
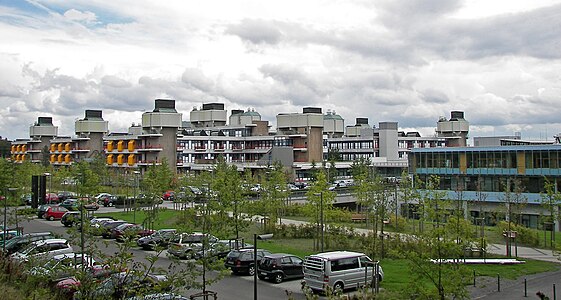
224,248,271,276
2,232,55,255
195,239,252,260
137,229,177,250
258,253,304,283
37,204,56,219
57,191,76,202
60,211,81,227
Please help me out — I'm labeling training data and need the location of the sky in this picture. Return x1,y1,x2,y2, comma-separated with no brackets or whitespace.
1,0,561,143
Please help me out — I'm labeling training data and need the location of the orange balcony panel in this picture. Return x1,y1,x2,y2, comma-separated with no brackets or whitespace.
65,143,71,152
58,143,63,152
107,141,114,152
21,145,27,152
57,154,63,163
128,140,135,152
106,154,114,165
51,144,56,152
117,154,124,165
117,140,124,152
50,154,56,163
64,154,71,163
127,154,135,166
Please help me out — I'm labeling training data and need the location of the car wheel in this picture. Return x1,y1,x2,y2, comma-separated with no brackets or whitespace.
333,282,344,294
248,266,255,276
108,202,114,207
274,273,284,284
48,216,55,221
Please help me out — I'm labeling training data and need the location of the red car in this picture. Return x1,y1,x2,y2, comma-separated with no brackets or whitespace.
162,190,175,201
45,193,60,204
112,224,155,242
43,206,69,221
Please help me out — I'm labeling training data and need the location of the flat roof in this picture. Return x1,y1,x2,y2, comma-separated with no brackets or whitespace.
411,144,561,153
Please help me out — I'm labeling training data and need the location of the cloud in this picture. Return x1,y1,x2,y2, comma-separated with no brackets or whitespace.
226,19,283,44
63,9,98,24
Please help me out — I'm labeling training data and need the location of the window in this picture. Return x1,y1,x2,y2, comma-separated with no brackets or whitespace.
330,257,359,271
291,257,303,265
281,257,292,265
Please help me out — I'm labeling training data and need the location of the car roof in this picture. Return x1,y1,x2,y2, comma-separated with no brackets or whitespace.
264,253,296,258
308,251,366,260
32,238,68,246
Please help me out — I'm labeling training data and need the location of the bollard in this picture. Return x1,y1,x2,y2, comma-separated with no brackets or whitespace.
553,283,556,300
524,278,527,297
497,274,501,292
473,269,476,287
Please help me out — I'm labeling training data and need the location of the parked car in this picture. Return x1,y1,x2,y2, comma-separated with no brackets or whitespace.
0,230,20,248
61,211,80,227
57,191,76,201
90,217,116,228
162,190,175,201
100,220,130,238
73,272,169,299
43,206,69,221
112,224,154,242
258,253,304,283
10,238,74,263
167,232,218,259
94,193,112,202
303,251,384,294
224,248,272,276
26,253,97,280
59,199,79,210
194,239,252,260
137,229,177,250
37,204,57,219
1,232,55,255
45,192,60,204
21,194,32,205
54,265,118,298
81,199,100,211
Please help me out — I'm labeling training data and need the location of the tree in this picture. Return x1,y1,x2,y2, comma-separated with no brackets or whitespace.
406,175,470,300
305,171,336,251
141,159,175,230
540,177,560,248
211,156,249,240
500,177,528,257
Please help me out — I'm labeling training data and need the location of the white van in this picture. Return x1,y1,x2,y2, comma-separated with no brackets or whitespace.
303,251,383,294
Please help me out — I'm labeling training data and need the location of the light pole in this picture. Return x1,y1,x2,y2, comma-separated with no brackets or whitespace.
315,192,324,252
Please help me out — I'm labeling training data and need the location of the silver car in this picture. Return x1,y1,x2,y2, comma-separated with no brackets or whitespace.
10,238,74,263
167,232,217,259
303,251,383,294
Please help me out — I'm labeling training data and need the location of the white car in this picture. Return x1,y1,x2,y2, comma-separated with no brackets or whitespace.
10,238,73,263
26,253,97,278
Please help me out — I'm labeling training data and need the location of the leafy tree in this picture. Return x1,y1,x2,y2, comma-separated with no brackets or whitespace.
406,175,470,300
500,177,528,256
141,159,175,230
211,156,249,240
304,171,336,251
540,177,560,248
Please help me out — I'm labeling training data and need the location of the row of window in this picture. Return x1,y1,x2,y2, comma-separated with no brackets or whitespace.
414,174,561,194
413,150,561,169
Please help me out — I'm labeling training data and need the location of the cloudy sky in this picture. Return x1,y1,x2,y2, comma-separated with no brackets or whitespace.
1,0,561,143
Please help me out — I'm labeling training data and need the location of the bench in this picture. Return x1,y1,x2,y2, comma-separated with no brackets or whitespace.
351,213,366,222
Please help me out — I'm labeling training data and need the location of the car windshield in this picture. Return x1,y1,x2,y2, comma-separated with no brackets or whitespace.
19,242,39,255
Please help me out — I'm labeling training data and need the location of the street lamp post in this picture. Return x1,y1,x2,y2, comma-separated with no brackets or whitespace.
314,192,324,252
